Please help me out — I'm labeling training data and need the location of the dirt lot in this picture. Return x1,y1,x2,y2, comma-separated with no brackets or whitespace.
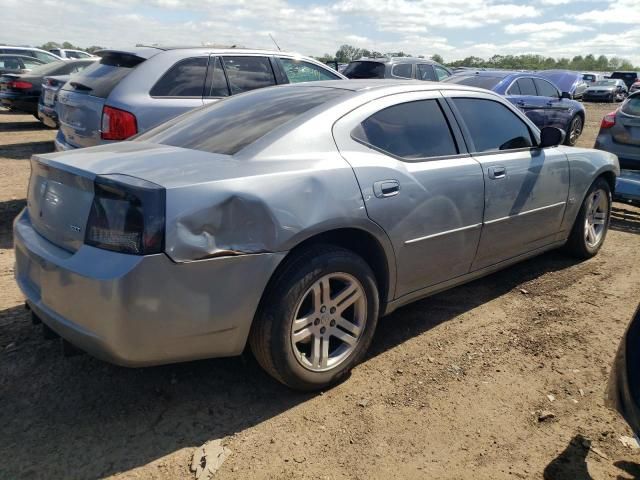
1,103,640,480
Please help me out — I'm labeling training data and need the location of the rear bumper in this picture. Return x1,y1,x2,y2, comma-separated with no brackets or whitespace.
615,170,640,203
37,103,58,128
595,134,640,170
13,209,285,366
54,130,77,151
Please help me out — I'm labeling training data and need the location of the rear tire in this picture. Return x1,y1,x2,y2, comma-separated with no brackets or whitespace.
249,244,379,391
564,115,583,146
564,177,611,259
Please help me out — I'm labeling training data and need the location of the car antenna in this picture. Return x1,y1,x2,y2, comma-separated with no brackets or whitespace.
269,34,282,51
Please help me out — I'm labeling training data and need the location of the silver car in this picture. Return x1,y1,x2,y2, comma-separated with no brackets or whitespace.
14,81,619,390
54,47,346,151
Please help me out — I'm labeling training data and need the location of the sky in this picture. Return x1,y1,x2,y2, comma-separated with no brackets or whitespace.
1,0,639,65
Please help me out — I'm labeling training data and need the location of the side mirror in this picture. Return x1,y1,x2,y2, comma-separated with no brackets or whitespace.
539,127,565,148
561,91,572,99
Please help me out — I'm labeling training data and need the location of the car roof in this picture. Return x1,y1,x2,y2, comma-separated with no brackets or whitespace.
0,54,43,59
96,46,322,60
352,57,440,65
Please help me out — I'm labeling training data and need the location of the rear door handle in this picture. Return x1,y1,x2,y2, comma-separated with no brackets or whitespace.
373,180,400,198
488,166,506,179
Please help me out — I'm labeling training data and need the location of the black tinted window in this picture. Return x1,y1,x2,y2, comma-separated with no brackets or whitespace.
516,78,536,95
417,64,435,81
444,75,503,90
343,61,385,79
391,63,412,79
150,57,207,97
622,96,640,116
66,53,145,98
534,79,559,98
352,100,458,160
452,98,533,152
222,56,275,95
137,87,347,155
207,56,229,97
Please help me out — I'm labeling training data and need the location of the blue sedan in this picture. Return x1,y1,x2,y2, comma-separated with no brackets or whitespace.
443,71,586,146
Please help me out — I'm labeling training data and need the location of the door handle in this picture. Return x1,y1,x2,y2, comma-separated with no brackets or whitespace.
488,166,506,179
373,180,400,198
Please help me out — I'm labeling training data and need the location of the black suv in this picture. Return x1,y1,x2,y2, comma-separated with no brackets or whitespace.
342,57,452,81
610,71,640,89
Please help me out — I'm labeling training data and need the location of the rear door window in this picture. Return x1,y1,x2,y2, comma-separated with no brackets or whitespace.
416,64,436,81
351,100,458,160
452,98,534,152
150,57,208,97
221,56,276,95
516,78,536,96
64,52,145,98
507,81,521,95
534,78,559,98
278,58,340,83
391,63,412,79
137,86,348,155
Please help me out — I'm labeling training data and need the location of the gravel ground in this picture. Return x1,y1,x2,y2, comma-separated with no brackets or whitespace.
1,102,640,480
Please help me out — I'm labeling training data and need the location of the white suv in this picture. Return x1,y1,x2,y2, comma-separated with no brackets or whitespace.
0,46,61,63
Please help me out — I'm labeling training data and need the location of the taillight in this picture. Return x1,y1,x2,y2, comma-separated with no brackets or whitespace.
85,174,165,255
101,106,137,140
601,111,617,129
9,80,32,89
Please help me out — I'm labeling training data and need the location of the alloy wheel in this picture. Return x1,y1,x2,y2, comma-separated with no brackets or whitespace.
290,273,367,372
584,188,608,248
569,117,583,145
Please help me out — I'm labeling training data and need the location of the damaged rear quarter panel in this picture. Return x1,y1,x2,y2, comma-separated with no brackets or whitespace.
164,153,374,263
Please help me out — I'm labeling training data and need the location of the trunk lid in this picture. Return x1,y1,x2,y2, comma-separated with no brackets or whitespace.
27,157,95,252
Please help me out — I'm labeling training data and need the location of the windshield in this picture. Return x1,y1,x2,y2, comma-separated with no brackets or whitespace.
593,80,616,87
443,75,503,90
137,86,349,155
343,61,386,79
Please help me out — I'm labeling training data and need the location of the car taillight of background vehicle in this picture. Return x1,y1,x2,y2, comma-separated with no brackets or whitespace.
601,111,617,129
101,105,137,140
9,80,32,89
85,174,165,255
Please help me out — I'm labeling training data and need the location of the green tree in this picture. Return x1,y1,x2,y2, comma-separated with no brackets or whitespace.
431,54,444,64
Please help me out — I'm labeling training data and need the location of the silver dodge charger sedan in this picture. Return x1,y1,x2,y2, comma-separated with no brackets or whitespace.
14,80,619,390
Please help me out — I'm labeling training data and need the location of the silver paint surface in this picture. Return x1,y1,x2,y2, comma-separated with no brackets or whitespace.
14,81,619,366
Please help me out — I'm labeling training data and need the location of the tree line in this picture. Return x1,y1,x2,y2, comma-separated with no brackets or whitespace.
39,41,105,54
317,44,638,71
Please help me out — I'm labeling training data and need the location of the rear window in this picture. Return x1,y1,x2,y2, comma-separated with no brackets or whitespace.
343,61,385,79
622,96,640,116
65,52,145,98
443,75,503,90
136,86,348,155
583,74,595,82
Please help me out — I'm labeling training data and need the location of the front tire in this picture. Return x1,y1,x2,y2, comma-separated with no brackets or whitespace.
249,245,379,391
564,115,583,146
564,177,611,259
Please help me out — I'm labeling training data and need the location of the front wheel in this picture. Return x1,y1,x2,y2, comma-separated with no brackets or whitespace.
564,115,583,146
564,177,611,259
249,245,379,391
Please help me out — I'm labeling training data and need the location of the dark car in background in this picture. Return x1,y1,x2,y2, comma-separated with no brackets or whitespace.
443,71,585,145
342,57,451,81
0,55,45,76
583,79,628,103
595,91,640,170
610,71,640,90
54,47,345,150
0,59,96,116
538,70,589,99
